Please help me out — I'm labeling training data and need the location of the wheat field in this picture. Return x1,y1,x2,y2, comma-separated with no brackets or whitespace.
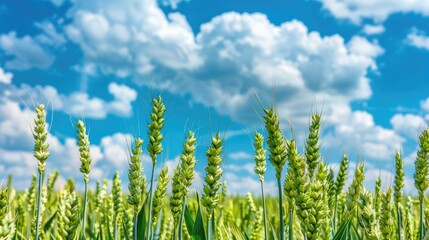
1,96,428,240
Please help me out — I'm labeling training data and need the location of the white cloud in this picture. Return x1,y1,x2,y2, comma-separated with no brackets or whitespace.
362,24,385,35
390,113,426,138
63,1,382,128
35,21,66,47
228,151,252,160
57,0,403,187
223,172,277,195
347,36,384,60
324,105,404,161
160,0,189,9
0,100,35,151
0,67,13,84
421,97,429,111
0,32,54,70
407,28,429,50
50,0,65,7
108,82,138,117
7,82,137,119
224,163,254,174
65,0,202,77
320,0,429,24
100,133,132,168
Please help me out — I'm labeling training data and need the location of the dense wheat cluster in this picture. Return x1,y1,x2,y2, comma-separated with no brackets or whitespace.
1,97,429,240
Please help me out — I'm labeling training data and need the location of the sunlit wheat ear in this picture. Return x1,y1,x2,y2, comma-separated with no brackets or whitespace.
202,132,224,219
57,190,80,240
335,155,349,196
147,96,166,164
180,131,197,197
305,113,321,179
33,104,50,174
404,197,415,239
346,162,365,219
380,187,393,240
374,176,382,221
112,171,123,226
358,189,379,240
414,127,429,240
263,107,287,181
0,188,7,222
127,138,144,215
253,131,267,182
0,188,15,239
170,165,183,223
76,120,92,183
151,167,169,229
123,208,134,240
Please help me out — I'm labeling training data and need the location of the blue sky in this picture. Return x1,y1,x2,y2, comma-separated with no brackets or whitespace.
1,0,429,195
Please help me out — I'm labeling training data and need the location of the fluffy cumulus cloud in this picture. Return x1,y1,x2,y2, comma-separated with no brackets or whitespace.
390,113,426,138
6,82,137,119
421,97,429,111
362,24,385,35
324,104,404,160
320,0,429,24
407,28,429,51
0,32,54,70
160,0,189,9
64,0,382,128
65,0,201,77
0,67,12,84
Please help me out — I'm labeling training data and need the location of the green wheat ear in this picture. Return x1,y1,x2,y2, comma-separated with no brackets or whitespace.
415,127,429,201
33,104,50,174
76,120,92,183
151,167,169,228
305,113,321,179
335,154,349,196
202,132,224,219
380,187,393,240
346,162,365,219
180,131,197,197
170,165,183,222
127,138,144,215
147,95,166,164
263,107,287,181
253,132,267,182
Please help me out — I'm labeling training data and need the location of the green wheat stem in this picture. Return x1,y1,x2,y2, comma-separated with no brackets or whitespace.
207,210,213,240
146,164,156,240
277,178,285,240
134,216,138,240
178,196,187,240
35,172,43,240
397,206,402,240
288,206,293,240
420,200,424,240
82,181,88,239
261,181,268,240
